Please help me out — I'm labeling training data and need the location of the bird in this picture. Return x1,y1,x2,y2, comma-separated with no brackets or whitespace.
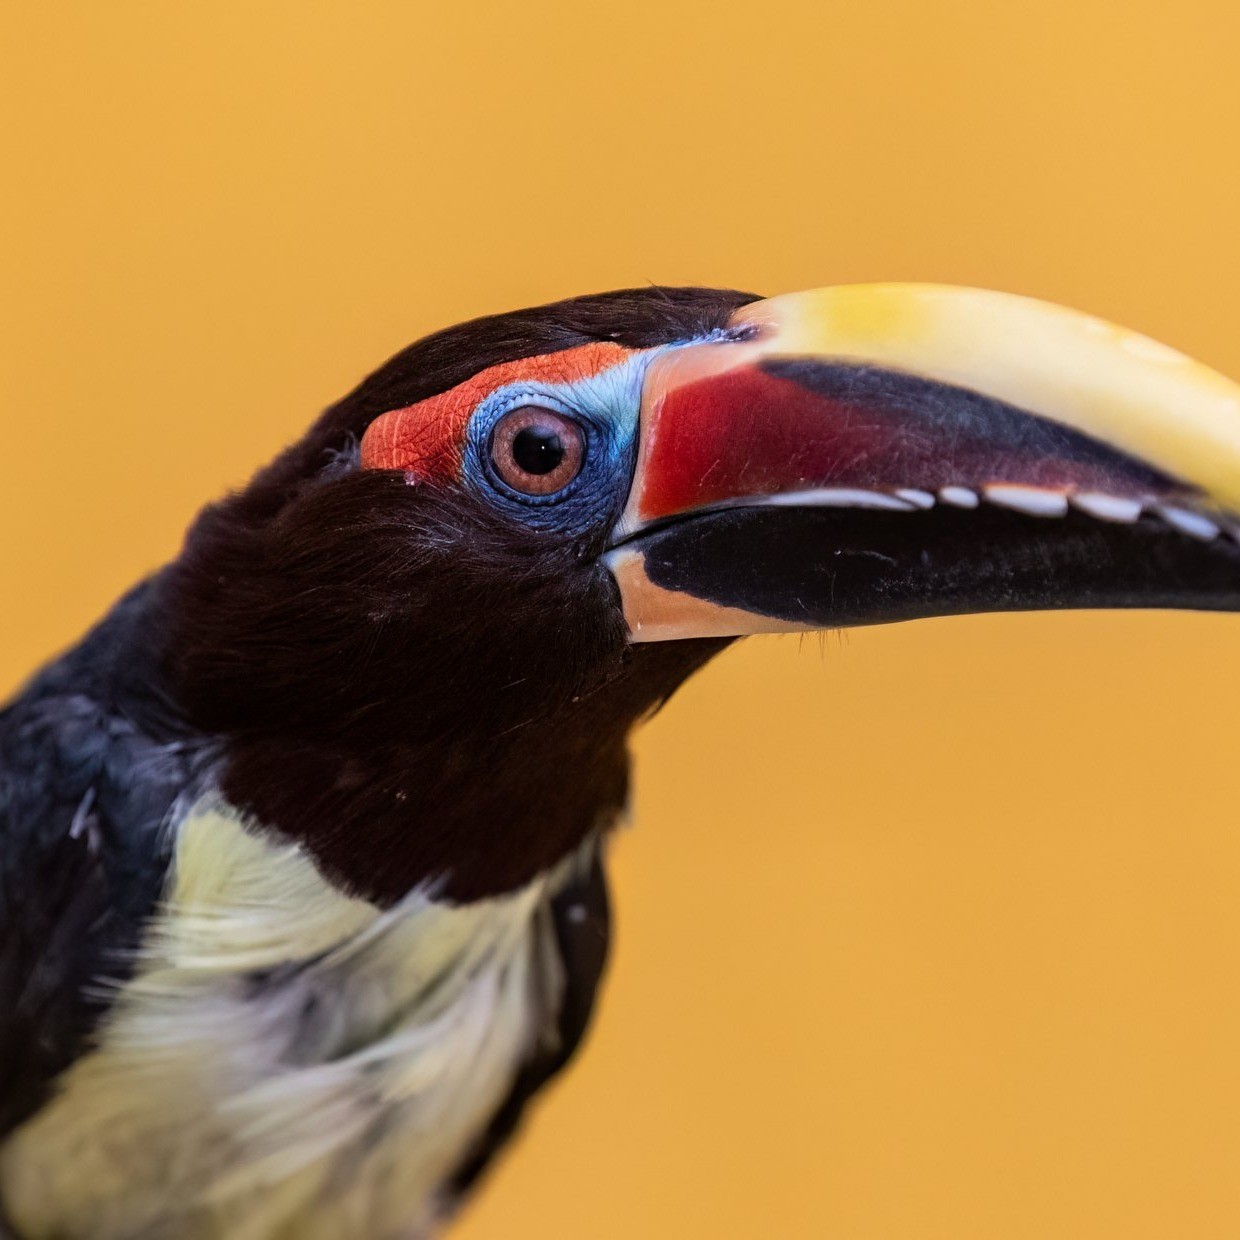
2,282,1240,1239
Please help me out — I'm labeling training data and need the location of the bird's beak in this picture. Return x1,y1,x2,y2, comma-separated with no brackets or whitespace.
605,285,1240,640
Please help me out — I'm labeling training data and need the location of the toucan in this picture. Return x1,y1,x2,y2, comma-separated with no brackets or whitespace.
2,285,1240,1239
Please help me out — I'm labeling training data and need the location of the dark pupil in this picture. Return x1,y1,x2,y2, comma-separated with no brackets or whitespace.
512,424,566,475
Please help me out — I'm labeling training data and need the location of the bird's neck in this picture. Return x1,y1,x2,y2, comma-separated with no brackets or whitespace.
150,557,727,902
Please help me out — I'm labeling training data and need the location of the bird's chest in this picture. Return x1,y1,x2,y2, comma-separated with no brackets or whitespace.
0,803,563,1240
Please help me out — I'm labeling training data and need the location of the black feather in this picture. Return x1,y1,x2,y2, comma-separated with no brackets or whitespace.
0,578,213,1138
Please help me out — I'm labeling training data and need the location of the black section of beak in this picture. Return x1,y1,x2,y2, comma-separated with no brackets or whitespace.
634,504,1240,630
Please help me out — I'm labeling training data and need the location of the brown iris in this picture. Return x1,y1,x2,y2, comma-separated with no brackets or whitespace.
490,406,586,496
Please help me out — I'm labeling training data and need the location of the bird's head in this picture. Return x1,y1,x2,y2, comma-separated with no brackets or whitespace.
167,285,1240,903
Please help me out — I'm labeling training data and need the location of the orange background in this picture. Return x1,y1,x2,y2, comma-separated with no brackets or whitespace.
4,4,1240,1237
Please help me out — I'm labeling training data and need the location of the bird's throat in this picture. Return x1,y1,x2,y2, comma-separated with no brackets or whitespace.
207,639,730,904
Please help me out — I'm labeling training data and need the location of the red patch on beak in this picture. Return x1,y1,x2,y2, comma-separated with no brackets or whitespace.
628,357,1176,525
360,342,631,482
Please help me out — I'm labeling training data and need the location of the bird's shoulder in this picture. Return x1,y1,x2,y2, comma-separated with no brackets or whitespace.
0,578,209,1137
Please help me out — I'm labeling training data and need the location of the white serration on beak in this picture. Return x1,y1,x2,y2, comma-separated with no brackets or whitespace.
763,488,916,511
1156,505,1221,540
1070,493,1144,522
982,485,1070,516
938,486,980,508
893,488,936,508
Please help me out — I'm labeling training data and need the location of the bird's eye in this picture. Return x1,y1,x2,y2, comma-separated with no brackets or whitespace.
490,406,586,497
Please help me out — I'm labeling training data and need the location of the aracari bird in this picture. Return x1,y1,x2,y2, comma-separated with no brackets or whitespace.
3,285,1240,1239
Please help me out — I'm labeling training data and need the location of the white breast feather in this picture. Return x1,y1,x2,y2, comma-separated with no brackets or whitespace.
0,802,571,1240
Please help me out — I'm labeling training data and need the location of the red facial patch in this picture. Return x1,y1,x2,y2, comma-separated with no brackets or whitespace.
360,342,632,481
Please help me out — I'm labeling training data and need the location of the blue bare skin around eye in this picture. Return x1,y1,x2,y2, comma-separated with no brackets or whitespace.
462,348,659,537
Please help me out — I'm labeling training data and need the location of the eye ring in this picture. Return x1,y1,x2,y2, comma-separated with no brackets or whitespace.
489,406,586,498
